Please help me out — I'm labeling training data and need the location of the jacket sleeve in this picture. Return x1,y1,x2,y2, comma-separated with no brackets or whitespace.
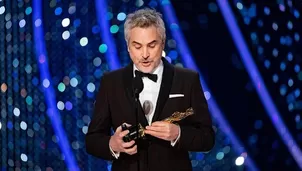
85,74,115,160
177,72,215,152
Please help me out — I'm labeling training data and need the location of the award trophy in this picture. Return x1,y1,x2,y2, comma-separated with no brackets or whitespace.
122,107,194,142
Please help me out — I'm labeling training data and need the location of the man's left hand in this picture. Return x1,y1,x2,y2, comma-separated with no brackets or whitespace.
145,121,179,141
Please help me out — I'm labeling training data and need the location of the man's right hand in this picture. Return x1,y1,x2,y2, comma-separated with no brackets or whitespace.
109,123,137,155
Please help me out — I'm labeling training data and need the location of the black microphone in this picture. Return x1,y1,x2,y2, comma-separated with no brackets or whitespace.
143,100,153,116
132,76,144,99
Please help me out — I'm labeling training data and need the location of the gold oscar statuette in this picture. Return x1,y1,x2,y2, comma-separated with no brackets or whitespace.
122,107,194,142
162,107,194,123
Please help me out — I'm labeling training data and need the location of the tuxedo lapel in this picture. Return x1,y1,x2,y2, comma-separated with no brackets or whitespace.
123,63,149,127
123,63,134,105
152,58,174,122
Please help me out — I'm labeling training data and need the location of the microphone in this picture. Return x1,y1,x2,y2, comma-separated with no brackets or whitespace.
143,100,153,116
131,76,144,171
132,76,144,99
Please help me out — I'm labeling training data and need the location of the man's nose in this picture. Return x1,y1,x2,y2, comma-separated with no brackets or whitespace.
142,47,150,58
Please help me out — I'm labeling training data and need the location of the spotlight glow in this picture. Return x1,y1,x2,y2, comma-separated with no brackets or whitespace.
0,6,5,15
20,121,27,130
13,108,21,117
80,37,88,46
62,31,71,40
43,79,50,88
20,154,28,162
62,18,70,27
235,156,245,166
57,101,65,110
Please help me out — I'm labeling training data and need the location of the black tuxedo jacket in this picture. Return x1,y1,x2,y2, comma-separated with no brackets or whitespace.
85,58,215,171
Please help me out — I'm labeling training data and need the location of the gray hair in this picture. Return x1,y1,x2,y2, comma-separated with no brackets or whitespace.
124,8,166,44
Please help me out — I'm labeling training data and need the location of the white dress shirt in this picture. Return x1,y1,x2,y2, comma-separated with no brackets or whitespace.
133,61,163,126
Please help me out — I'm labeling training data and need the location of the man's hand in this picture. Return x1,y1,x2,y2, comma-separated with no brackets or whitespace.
145,121,180,141
109,123,137,155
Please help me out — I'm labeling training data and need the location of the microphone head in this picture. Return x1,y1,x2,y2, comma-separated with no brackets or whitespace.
143,100,153,115
132,76,144,95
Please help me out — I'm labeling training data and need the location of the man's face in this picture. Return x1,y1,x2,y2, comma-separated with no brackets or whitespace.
127,26,164,73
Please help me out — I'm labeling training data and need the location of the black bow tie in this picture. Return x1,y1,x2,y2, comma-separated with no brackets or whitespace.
135,70,158,82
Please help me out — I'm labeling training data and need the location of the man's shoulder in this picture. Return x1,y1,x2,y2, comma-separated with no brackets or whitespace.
102,67,127,79
173,66,199,78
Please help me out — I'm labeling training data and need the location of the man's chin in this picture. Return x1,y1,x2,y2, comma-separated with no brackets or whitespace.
139,67,154,73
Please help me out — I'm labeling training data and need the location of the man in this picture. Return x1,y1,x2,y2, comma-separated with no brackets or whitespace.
85,8,215,171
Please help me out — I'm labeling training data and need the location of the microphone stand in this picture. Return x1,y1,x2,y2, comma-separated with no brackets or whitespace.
132,75,143,171
134,89,140,171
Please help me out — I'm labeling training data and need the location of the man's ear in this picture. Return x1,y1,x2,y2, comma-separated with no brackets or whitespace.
126,39,130,52
162,40,165,49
